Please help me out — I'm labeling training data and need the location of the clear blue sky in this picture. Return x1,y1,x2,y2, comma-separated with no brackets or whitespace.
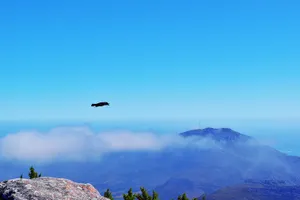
1,0,299,121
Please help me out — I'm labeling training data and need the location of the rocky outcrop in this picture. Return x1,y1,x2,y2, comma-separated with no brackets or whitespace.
0,177,110,200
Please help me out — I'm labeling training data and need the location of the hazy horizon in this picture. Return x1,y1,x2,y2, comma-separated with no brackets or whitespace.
1,120,300,163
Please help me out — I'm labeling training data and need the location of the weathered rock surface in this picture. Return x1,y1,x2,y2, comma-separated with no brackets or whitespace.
0,177,110,200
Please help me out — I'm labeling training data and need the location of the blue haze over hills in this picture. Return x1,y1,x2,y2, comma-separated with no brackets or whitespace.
1,123,300,199
1,120,300,155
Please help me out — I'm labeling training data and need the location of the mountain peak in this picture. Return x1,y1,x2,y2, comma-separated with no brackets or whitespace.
179,127,251,142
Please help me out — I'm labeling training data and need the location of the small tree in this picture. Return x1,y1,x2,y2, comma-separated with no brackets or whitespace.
136,187,149,200
136,187,159,200
28,166,38,179
123,188,136,200
152,191,159,200
177,193,189,200
20,174,23,179
104,189,114,200
38,173,42,177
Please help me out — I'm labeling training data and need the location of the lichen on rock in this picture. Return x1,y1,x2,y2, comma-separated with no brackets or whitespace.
0,177,110,200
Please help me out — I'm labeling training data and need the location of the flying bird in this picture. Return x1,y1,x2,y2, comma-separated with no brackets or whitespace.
91,101,109,107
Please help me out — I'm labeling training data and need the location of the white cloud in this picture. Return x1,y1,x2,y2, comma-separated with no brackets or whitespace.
0,126,227,163
0,126,178,162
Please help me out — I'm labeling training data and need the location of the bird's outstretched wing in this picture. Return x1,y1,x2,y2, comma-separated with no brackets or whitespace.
91,102,109,107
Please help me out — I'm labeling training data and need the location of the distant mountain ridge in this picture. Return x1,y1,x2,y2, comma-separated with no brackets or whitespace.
2,127,300,200
204,181,300,200
152,127,300,199
180,127,252,143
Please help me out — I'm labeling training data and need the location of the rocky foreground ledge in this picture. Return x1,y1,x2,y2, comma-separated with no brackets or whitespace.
0,177,110,200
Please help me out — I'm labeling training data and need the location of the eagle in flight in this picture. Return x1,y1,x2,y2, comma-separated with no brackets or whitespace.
91,101,109,107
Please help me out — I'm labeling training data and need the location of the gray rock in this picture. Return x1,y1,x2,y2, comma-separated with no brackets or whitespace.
0,177,110,200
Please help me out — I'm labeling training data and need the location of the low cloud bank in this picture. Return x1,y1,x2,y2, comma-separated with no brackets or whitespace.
0,126,222,163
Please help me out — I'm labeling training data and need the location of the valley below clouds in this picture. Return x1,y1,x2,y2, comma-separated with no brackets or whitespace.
1,125,300,199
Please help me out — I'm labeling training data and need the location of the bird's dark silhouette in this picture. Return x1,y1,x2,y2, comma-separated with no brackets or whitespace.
91,101,109,107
